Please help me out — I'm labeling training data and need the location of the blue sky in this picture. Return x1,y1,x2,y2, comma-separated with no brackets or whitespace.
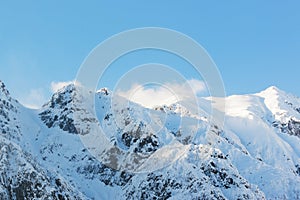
0,1,299,108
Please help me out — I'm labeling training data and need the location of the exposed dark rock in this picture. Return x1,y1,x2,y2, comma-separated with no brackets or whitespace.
296,164,300,176
76,159,133,187
273,119,300,138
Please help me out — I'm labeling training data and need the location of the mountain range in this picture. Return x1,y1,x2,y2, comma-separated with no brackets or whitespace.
0,80,300,199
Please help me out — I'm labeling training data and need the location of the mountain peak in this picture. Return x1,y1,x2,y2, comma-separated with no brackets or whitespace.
55,82,77,94
0,80,10,97
96,87,110,96
258,86,285,98
0,80,19,107
264,85,281,93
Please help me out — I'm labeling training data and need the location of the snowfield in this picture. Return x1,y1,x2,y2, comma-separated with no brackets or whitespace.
0,80,300,199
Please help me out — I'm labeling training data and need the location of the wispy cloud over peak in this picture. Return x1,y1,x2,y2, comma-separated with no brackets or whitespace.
50,81,75,93
117,79,206,108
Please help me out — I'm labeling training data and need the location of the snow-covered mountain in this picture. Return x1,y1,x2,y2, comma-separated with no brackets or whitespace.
0,80,300,199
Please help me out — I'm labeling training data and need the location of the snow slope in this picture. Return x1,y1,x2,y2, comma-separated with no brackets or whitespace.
0,80,300,199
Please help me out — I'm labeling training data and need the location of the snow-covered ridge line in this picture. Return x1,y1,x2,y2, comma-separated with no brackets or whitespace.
0,80,300,199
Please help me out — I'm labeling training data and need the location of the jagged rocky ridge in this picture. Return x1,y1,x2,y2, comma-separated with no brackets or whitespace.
0,80,300,199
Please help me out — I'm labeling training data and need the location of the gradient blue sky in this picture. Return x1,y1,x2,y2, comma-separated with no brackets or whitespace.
0,1,299,107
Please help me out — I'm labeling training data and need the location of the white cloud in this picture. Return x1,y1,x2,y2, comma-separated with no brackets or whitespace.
117,79,206,108
186,79,206,94
50,81,74,93
21,88,48,109
20,79,206,109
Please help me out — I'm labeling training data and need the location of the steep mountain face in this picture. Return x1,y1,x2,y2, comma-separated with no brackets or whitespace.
259,86,300,138
123,144,265,200
0,81,20,141
0,81,87,199
0,138,86,200
0,80,300,199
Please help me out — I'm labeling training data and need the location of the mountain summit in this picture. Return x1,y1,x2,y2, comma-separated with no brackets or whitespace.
0,81,300,199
